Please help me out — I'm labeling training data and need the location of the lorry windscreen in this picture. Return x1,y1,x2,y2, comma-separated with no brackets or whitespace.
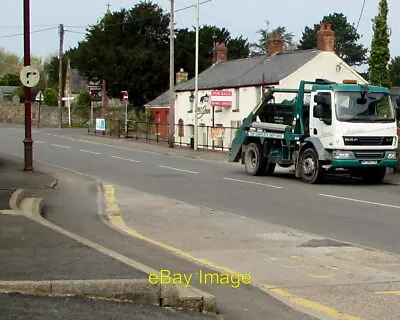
335,91,395,123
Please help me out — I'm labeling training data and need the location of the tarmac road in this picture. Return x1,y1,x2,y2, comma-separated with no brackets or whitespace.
1,125,399,255
2,124,400,319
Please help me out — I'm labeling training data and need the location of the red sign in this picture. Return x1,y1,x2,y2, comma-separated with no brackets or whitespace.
122,92,128,102
211,90,232,107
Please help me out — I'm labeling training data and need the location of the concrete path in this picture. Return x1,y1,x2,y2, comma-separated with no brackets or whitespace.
111,184,400,320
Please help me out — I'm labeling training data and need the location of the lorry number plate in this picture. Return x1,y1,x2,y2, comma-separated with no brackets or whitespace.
361,160,378,165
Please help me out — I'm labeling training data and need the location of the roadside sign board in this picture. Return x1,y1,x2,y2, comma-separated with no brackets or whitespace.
20,66,40,88
211,90,232,107
35,91,44,102
89,86,102,102
96,118,106,131
122,91,128,102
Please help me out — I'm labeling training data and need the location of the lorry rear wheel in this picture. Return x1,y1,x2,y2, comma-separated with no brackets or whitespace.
361,167,386,184
244,143,266,176
300,148,324,184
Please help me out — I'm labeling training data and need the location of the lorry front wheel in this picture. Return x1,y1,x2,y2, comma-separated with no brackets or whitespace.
361,167,386,184
244,143,266,176
300,148,324,184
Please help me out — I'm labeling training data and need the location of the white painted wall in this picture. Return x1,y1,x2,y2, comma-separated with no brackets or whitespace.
174,86,263,149
278,52,367,101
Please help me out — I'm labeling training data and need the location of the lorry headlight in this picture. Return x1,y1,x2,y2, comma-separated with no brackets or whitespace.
387,152,397,159
332,151,352,159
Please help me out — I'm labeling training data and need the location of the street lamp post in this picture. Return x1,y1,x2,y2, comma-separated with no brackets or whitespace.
194,0,200,150
23,0,33,171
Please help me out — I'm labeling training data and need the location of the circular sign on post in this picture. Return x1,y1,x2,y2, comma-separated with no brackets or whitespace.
20,66,40,88
122,92,128,102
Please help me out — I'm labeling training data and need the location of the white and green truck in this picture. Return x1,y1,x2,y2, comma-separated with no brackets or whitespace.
229,79,398,184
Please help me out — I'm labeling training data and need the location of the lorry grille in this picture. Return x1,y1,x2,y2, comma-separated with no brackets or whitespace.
354,152,385,159
343,136,393,146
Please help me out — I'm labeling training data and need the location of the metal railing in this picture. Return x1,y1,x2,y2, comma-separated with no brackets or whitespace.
88,119,239,152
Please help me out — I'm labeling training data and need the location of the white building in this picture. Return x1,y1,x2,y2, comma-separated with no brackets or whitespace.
148,24,368,150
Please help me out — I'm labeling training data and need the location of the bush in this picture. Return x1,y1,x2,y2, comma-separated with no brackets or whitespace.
77,90,90,107
44,88,58,106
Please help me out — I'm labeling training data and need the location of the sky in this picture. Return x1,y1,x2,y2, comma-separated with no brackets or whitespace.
1,0,399,72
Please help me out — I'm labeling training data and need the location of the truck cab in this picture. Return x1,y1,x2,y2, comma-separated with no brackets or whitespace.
229,79,398,184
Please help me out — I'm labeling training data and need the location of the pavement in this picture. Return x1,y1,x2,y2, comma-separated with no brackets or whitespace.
0,154,219,319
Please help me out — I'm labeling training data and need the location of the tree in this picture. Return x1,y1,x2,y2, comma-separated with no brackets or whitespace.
43,55,67,89
0,73,20,86
250,26,296,56
44,88,58,106
389,57,400,87
298,13,367,66
0,48,21,76
77,90,90,107
175,25,250,78
69,1,170,108
368,0,391,88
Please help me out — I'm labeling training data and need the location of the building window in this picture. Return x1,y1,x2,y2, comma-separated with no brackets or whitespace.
232,88,239,111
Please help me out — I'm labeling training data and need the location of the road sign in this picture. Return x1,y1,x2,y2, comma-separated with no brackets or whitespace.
35,91,44,102
62,96,75,101
20,66,40,88
122,91,128,102
89,87,102,102
96,118,106,131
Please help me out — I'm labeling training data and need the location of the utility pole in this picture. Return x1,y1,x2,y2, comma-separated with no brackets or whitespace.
58,24,64,128
168,0,175,148
23,0,33,171
194,0,200,150
102,79,107,117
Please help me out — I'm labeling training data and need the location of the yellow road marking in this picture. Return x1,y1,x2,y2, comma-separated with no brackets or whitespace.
265,285,360,320
327,266,339,270
264,257,280,262
103,184,120,213
103,183,360,320
308,274,335,279
291,255,304,260
375,291,400,296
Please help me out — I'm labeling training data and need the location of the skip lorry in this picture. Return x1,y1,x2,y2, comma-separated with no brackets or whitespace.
228,79,398,184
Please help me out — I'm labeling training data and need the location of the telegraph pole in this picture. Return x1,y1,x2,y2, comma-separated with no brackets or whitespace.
168,0,175,148
58,24,64,128
102,79,107,117
23,0,33,171
194,0,200,150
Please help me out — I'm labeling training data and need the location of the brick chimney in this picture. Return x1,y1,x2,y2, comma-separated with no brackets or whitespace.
213,42,228,64
317,23,335,52
176,68,188,84
267,34,284,56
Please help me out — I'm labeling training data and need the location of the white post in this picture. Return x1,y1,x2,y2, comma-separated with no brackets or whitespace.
68,94,71,127
125,100,128,135
194,0,199,150
91,101,93,127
